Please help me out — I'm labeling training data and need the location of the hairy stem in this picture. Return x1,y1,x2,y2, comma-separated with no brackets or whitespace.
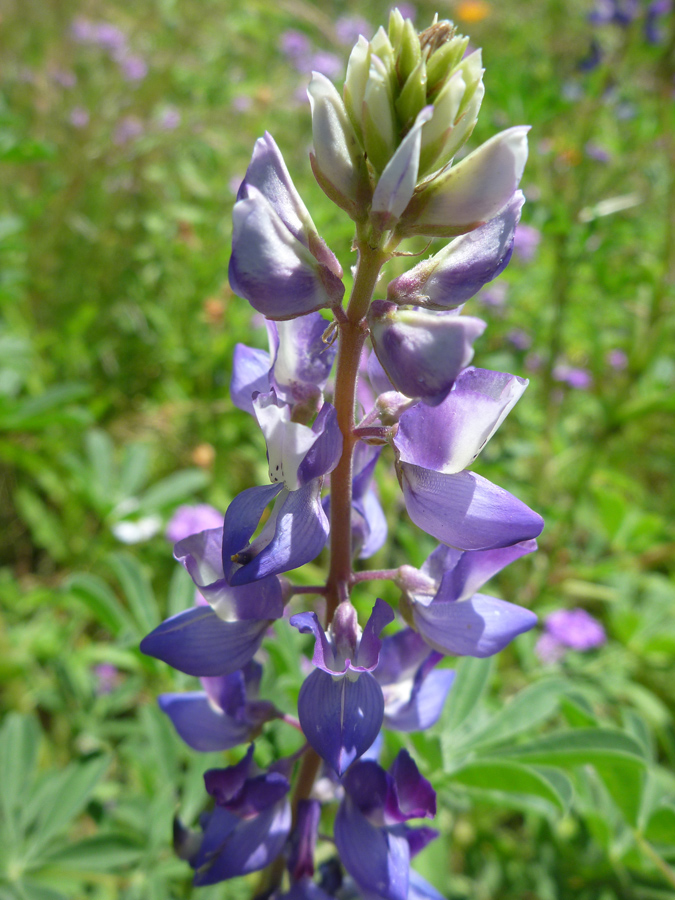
325,241,388,623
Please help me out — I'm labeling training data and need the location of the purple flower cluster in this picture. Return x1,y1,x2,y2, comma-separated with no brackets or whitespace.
536,608,606,664
71,17,148,82
141,11,544,895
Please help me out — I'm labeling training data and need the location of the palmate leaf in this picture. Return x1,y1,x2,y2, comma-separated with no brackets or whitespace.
107,552,161,634
0,714,40,827
443,758,573,814
468,677,568,751
63,572,137,638
41,834,144,873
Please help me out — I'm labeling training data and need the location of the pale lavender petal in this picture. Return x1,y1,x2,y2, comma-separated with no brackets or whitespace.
439,539,538,603
356,598,395,670
356,489,388,559
372,107,433,222
297,669,384,774
412,592,537,657
399,464,544,550
375,628,431,685
367,349,395,395
193,799,291,885
400,825,439,858
158,693,253,752
166,504,223,544
394,367,528,473
230,480,329,584
387,192,524,310
231,344,271,415
409,869,446,900
544,608,606,650
384,666,455,732
334,799,410,900
140,607,271,676
272,313,337,406
369,302,486,406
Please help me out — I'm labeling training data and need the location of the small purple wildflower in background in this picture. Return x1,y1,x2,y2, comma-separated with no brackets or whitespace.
536,608,606,664
52,68,77,88
306,51,343,79
69,106,90,128
93,663,120,694
166,504,223,544
113,116,144,145
525,351,543,371
94,21,129,54
158,106,181,130
607,348,628,370
585,141,612,163
280,29,312,61
477,282,508,309
335,15,373,44
508,328,532,350
119,53,148,82
232,95,253,113
553,363,592,389
513,223,541,262
395,3,418,20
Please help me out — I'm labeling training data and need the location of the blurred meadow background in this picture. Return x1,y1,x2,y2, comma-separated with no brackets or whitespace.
1,0,674,897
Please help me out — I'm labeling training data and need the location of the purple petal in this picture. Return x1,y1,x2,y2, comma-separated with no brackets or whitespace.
412,592,538,657
356,489,388,559
409,869,446,900
367,349,395,395
375,629,431,686
334,798,410,900
399,464,544,551
204,744,254,805
401,825,440,858
289,610,335,673
356,598,395,671
369,302,486,406
192,799,291,885
221,483,284,574
229,188,339,320
438,540,538,603
272,313,337,407
296,403,342,484
158,692,253,752
230,480,329,584
384,666,456,732
297,669,384,775
231,344,271,416
343,759,390,817
166,504,223,544
140,607,271,677
288,799,321,880
388,750,436,821
388,193,524,310
229,772,291,817
394,367,528,472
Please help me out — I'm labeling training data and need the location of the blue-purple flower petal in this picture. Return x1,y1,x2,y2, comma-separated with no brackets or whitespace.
158,692,254,752
297,668,384,775
231,344,272,416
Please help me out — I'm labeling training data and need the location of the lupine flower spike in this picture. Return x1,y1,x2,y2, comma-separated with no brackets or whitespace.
142,9,543,894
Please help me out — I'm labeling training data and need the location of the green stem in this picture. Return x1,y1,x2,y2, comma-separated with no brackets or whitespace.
325,241,388,624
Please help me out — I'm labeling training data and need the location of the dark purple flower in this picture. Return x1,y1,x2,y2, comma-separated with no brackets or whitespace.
334,750,437,900
158,661,278,752
646,0,672,43
229,133,345,319
291,599,394,773
190,745,292,885
166,504,223,544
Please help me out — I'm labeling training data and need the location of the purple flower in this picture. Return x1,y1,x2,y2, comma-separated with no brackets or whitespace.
545,608,606,651
166,504,223,544
158,661,277,752
140,523,284,677
280,30,312,60
113,115,144,145
507,328,531,350
476,282,508,309
118,53,148,82
229,133,345,319
398,540,538,658
188,745,292,885
93,663,119,694
512,223,541,262
607,348,628,370
69,107,90,128
585,141,611,163
334,750,437,900
290,599,394,774
94,22,129,54
335,16,373,45
552,364,592,390
52,69,76,88
158,106,181,130
307,51,343,80
392,367,543,551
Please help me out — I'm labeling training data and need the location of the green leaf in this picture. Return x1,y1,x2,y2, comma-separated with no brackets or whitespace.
139,469,209,512
63,572,137,637
644,803,675,845
0,714,40,824
470,678,567,750
107,552,160,633
0,384,90,431
13,488,68,561
446,758,569,813
85,430,115,510
12,882,67,900
167,564,196,618
441,656,493,733
42,834,144,872
594,757,645,825
118,442,151,498
498,727,647,768
30,756,110,857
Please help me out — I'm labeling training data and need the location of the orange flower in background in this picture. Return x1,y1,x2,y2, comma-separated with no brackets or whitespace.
455,0,491,23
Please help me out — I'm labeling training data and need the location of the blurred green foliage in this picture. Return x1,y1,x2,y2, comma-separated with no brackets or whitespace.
1,0,674,897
